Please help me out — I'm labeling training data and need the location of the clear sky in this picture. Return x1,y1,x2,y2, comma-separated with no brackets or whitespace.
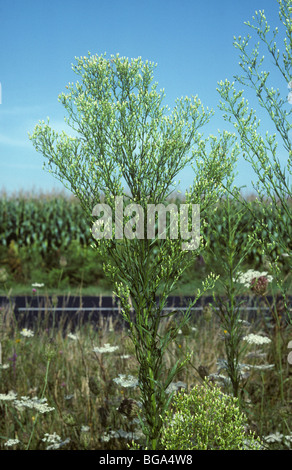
0,0,289,199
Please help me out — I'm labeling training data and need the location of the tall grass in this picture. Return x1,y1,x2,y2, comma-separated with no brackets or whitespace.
0,288,292,450
1,191,292,449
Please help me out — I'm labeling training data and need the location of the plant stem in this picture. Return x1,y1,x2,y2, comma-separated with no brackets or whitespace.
25,358,51,450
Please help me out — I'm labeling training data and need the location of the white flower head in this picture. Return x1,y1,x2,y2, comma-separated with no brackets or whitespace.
14,396,54,413
81,425,90,433
264,431,283,443
243,333,271,345
288,80,292,89
247,364,274,371
93,343,119,354
31,283,45,288
67,333,78,341
166,381,187,394
42,432,62,443
0,390,17,401
42,432,70,450
20,328,34,338
234,269,273,288
113,374,139,388
4,438,20,447
288,91,292,105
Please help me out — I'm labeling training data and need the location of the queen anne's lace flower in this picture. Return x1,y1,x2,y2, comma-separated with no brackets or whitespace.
14,396,55,413
113,374,139,388
0,391,17,401
243,333,271,345
234,270,273,288
67,333,78,341
4,438,20,447
93,343,119,353
264,432,283,443
42,432,70,450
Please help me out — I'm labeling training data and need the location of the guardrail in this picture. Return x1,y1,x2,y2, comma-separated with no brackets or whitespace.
1,294,291,331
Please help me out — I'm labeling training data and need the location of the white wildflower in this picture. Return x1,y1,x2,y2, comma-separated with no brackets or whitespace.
243,333,271,345
31,283,45,287
113,374,139,388
20,328,34,338
0,390,17,401
93,343,119,354
67,332,78,341
42,432,70,450
0,363,9,369
101,429,141,441
4,438,20,447
166,381,187,394
264,431,283,443
101,431,113,442
14,396,55,413
81,425,90,432
246,364,274,371
42,432,61,443
234,269,273,288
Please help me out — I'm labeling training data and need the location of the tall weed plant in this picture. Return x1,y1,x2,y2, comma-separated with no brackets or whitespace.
29,54,237,449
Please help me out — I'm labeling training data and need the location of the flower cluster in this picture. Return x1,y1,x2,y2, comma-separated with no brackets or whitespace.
4,438,20,447
101,428,143,442
234,269,273,292
113,374,139,388
93,343,119,354
14,396,55,414
67,332,78,341
243,333,271,346
42,432,70,450
0,391,54,414
0,390,17,401
20,328,34,338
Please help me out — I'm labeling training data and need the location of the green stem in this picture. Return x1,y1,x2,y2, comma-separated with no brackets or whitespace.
25,358,51,450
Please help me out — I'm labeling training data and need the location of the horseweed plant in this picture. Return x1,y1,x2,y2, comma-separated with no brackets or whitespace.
217,0,292,424
29,53,237,449
217,0,292,318
203,185,259,398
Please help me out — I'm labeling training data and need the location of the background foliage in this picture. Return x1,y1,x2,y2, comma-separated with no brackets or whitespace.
0,190,291,292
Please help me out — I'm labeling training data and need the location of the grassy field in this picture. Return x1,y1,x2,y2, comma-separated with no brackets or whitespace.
1,191,292,450
0,270,292,450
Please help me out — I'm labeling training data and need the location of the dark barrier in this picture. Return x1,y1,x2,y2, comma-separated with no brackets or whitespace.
0,294,291,332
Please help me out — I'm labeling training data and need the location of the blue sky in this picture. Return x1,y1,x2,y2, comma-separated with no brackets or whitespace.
0,0,289,199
